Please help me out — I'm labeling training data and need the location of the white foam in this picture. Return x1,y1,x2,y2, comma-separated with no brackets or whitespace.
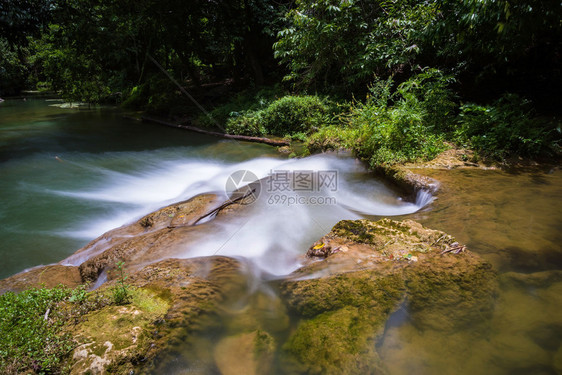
44,153,433,275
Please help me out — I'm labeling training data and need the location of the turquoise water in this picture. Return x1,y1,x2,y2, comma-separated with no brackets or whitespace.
0,99,275,278
0,99,423,279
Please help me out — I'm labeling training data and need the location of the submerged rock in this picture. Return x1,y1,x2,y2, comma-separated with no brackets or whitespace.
0,194,498,374
214,330,276,375
281,218,497,374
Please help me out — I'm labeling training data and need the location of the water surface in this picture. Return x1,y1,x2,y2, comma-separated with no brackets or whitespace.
0,99,275,278
0,99,422,278
2,99,561,374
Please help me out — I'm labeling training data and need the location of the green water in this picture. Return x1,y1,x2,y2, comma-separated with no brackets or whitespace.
0,98,275,279
378,167,562,375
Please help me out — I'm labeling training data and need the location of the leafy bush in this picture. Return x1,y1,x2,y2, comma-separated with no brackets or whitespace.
455,94,558,159
225,110,266,136
222,94,337,137
396,68,457,132
307,125,356,153
309,71,450,165
353,96,447,166
195,86,282,130
259,95,334,136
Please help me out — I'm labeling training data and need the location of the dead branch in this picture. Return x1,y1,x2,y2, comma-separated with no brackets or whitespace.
440,245,466,255
141,116,290,146
168,188,256,228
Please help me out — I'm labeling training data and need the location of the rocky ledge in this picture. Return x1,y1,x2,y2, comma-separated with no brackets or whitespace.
0,195,496,374
280,218,497,375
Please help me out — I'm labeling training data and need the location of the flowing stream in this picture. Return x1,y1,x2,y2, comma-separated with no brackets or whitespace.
1,98,561,374
0,98,427,279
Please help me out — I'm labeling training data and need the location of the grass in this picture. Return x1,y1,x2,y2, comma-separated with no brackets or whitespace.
0,272,168,375
0,286,93,374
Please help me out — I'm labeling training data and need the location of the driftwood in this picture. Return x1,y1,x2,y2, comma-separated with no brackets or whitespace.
168,188,256,228
440,245,466,255
141,116,290,147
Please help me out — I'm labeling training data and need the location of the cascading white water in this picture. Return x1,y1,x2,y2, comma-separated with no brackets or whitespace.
50,153,432,276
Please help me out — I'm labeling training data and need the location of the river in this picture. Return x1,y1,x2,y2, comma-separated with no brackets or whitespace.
1,98,561,374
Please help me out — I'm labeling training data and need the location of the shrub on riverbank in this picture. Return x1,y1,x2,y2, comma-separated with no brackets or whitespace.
144,74,560,165
308,70,452,165
194,86,282,131
454,94,560,160
307,71,560,164
226,95,337,138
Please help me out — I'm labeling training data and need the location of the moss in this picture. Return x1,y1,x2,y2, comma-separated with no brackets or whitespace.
280,218,498,373
405,259,497,331
71,287,170,373
282,307,386,375
282,272,405,318
281,270,406,374
332,220,377,244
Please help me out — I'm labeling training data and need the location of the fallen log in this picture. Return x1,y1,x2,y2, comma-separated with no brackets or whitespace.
141,116,290,147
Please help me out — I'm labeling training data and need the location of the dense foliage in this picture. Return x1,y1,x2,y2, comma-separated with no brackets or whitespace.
0,0,560,160
274,0,561,104
455,94,558,160
225,95,337,138
307,70,452,165
274,0,436,94
1,0,289,100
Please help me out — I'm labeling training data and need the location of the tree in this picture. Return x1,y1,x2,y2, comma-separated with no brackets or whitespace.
424,0,562,106
273,0,437,94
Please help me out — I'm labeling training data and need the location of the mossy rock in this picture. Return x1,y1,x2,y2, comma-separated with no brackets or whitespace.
282,271,405,318
283,306,386,375
214,330,276,375
69,256,245,374
280,218,497,374
70,287,170,375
